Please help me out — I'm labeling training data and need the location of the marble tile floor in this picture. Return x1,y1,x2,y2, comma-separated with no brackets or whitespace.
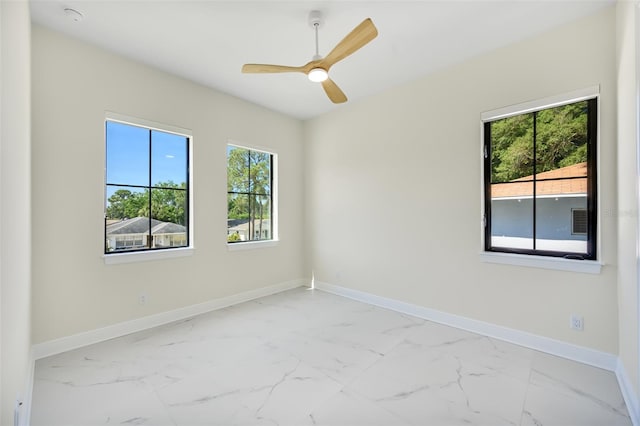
31,287,632,426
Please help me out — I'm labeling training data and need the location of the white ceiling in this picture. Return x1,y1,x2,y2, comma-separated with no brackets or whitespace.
30,0,613,120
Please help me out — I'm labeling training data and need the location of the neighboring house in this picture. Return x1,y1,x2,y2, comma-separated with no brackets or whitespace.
227,218,271,242
106,216,187,251
490,162,587,251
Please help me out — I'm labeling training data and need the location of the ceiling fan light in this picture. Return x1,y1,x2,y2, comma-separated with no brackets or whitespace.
308,68,328,82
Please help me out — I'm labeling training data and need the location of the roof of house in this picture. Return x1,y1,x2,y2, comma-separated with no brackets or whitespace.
227,218,271,232
491,162,587,199
106,217,186,235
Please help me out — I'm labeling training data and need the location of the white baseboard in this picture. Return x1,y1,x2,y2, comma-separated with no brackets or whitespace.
314,281,619,372
617,359,640,426
32,279,308,360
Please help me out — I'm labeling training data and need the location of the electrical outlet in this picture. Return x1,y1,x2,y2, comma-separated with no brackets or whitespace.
570,314,584,331
138,293,148,305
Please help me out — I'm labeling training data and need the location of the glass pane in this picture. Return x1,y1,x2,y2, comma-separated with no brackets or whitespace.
249,151,271,195
227,193,250,242
150,188,188,248
534,101,589,253
490,181,533,250
250,195,271,241
535,195,587,253
105,186,149,252
151,130,188,187
489,114,534,250
105,186,148,221
106,121,149,186
227,146,250,193
489,114,534,183
534,101,588,179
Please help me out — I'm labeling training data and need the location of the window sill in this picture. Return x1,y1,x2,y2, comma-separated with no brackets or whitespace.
479,251,602,274
104,247,194,265
228,240,278,251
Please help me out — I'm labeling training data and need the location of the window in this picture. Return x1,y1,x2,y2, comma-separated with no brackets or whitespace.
483,96,597,260
227,145,274,244
105,118,190,254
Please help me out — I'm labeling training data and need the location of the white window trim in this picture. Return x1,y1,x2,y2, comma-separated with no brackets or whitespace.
479,252,602,274
104,247,194,265
103,112,194,264
228,240,278,251
226,140,278,248
479,86,602,273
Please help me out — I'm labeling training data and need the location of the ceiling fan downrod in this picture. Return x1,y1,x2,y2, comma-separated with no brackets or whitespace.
308,10,328,82
314,22,321,60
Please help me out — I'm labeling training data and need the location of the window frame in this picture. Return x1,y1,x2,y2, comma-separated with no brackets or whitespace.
479,87,601,273
226,142,278,249
103,112,194,264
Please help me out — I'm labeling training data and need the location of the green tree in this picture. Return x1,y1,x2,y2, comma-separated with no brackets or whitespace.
106,182,186,225
106,189,146,220
137,181,187,225
227,194,249,220
536,102,588,171
491,101,588,183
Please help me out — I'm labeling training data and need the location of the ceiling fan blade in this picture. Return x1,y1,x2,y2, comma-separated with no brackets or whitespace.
242,64,305,74
321,78,347,104
322,18,378,69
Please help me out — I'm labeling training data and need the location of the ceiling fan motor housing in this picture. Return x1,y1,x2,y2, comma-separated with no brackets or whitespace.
308,10,323,28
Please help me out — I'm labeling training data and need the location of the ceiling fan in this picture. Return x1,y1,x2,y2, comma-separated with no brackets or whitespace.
242,11,378,104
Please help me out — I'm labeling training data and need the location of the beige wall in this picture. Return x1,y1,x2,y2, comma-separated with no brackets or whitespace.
1,1,32,424
31,26,306,344
616,0,640,401
305,7,619,353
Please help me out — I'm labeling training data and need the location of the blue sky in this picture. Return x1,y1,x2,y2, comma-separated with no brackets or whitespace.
106,121,187,191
